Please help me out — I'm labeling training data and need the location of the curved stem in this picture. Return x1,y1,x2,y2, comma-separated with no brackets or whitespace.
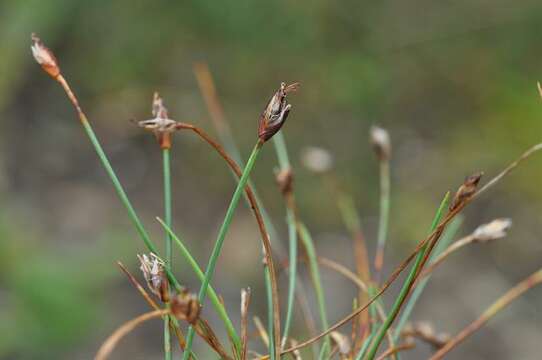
365,193,450,360
182,141,265,360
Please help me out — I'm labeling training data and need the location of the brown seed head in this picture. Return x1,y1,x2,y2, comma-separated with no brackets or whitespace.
258,82,299,142
31,33,60,79
275,168,294,195
137,253,169,302
472,218,512,243
171,290,201,324
449,172,483,211
369,125,391,161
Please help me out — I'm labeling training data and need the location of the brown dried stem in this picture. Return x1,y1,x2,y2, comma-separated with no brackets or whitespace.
429,268,542,360
95,309,169,360
374,342,415,360
417,235,474,279
240,288,252,360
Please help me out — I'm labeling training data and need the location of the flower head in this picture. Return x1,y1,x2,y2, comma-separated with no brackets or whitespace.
258,82,299,142
472,218,512,243
31,33,60,79
137,92,178,148
138,253,169,302
449,172,483,211
300,146,334,174
369,125,391,161
171,290,201,324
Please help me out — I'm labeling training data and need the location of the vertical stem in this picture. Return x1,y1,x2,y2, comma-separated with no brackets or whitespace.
182,141,264,360
298,223,330,358
162,147,173,359
163,148,173,266
365,193,450,360
374,161,390,284
272,132,298,348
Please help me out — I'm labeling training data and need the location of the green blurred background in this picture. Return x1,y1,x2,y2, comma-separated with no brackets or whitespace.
1,0,542,359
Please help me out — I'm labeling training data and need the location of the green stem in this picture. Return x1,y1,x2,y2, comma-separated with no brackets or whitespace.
298,223,330,358
162,148,173,360
158,218,241,355
375,160,390,283
282,207,297,347
364,193,450,360
163,148,173,266
272,132,298,347
182,141,264,360
80,119,182,288
355,333,375,360
393,217,463,341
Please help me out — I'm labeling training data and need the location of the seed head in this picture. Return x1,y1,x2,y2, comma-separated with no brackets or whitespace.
258,82,299,142
171,290,201,324
329,331,351,356
137,92,178,148
300,146,334,173
275,168,294,195
369,125,391,161
449,172,483,211
137,253,169,302
472,218,512,243
31,33,60,79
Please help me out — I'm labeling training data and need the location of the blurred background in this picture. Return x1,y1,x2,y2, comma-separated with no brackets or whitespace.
1,0,542,359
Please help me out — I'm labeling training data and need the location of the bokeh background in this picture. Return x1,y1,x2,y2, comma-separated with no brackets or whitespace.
1,1,542,359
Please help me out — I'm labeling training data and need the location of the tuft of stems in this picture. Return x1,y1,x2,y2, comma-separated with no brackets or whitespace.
365,193,450,359
182,140,265,360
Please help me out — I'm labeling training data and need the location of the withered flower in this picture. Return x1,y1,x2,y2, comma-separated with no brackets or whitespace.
258,82,299,142
472,218,512,243
449,172,483,211
329,331,351,356
369,125,391,161
137,253,169,302
275,168,294,195
31,33,60,79
300,146,334,173
137,92,178,148
171,290,201,324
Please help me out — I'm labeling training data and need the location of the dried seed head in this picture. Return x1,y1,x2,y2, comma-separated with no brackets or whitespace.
405,321,451,349
329,331,351,356
136,92,179,148
137,253,169,302
258,82,299,142
171,290,201,324
275,168,294,195
300,146,334,173
449,172,483,211
369,125,391,161
472,218,512,243
31,33,60,79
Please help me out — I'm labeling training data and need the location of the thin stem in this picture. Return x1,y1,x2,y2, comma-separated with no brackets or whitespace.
374,160,391,283
96,309,169,360
297,222,331,358
182,141,265,360
393,217,463,341
272,131,298,348
365,193,450,360
158,218,241,354
429,268,542,360
55,75,182,291
163,148,173,265
355,334,375,360
162,147,173,360
418,233,474,280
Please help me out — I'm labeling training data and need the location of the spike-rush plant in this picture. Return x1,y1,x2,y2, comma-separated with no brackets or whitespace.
31,34,542,359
